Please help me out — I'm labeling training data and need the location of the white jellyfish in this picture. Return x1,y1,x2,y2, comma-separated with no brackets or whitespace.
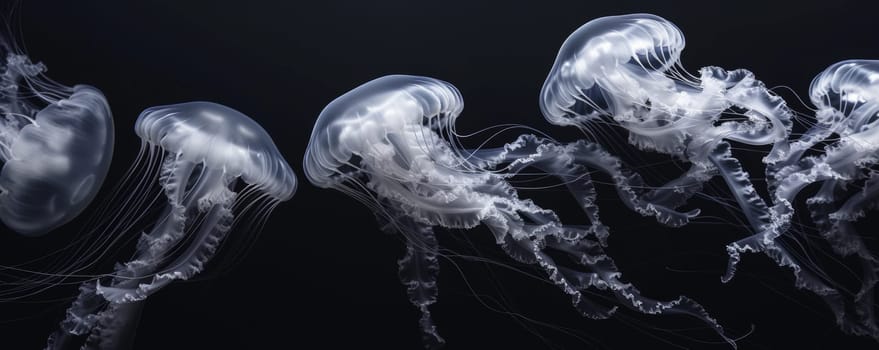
538,13,878,343
539,13,803,291
0,45,114,236
304,75,735,349
539,13,794,219
766,60,879,340
46,102,296,349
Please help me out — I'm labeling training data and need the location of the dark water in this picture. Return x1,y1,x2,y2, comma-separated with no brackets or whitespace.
1,0,878,349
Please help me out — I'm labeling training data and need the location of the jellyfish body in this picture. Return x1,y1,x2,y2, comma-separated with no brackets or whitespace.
47,102,295,349
305,75,734,349
0,53,114,236
766,60,879,339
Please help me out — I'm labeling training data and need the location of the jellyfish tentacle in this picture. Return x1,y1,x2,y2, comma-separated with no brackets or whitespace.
471,134,700,228
97,167,234,302
464,136,607,239
46,283,105,350
85,193,235,350
132,188,234,297
82,300,144,350
642,162,716,210
0,55,45,148
47,156,198,349
505,136,700,227
807,181,856,255
822,173,879,340
491,211,734,346
493,227,618,320
707,142,776,283
92,156,196,303
566,140,700,227
45,155,198,348
395,217,444,349
546,237,737,348
713,147,839,302
766,117,838,194
807,179,879,335
713,142,843,304
701,66,793,163
831,171,879,223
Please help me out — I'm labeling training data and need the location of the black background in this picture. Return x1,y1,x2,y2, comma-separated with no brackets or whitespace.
2,0,879,349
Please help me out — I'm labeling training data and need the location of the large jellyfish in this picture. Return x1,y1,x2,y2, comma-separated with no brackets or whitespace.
0,43,114,236
538,13,875,341
46,102,296,349
766,59,879,339
539,13,792,222
304,74,735,349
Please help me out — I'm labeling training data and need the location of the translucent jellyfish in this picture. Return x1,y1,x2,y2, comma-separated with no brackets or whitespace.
47,102,296,349
767,60,879,339
540,12,793,211
0,45,114,236
304,75,734,349
538,13,875,342
540,13,802,288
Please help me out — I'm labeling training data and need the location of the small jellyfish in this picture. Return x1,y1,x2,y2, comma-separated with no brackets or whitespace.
305,75,734,349
0,46,114,236
768,60,879,340
47,102,296,349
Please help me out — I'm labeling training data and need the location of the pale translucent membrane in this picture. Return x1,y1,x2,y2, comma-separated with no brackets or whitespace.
47,102,296,349
305,75,734,349
0,53,114,236
540,13,879,342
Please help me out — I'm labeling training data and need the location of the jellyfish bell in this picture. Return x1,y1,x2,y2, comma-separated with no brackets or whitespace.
810,60,879,136
136,101,296,201
48,101,296,349
305,74,463,191
540,13,686,128
0,53,114,237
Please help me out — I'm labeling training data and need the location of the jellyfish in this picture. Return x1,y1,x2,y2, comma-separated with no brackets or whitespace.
539,13,823,298
539,13,795,213
539,14,792,163
46,102,296,349
765,60,879,339
0,43,114,236
538,13,877,342
304,74,735,349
